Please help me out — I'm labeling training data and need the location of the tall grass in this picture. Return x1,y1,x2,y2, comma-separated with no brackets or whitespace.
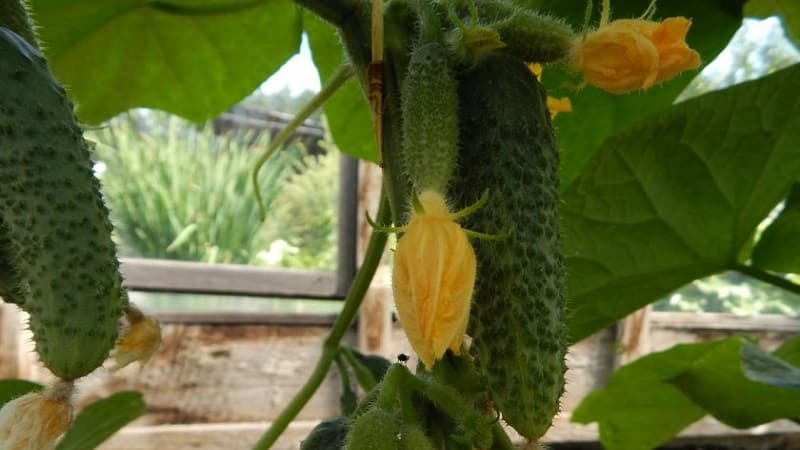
90,112,302,265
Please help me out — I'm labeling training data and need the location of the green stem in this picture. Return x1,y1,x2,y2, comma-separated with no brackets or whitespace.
251,192,390,450
490,421,516,450
0,0,39,48
340,346,378,390
252,65,352,221
733,264,800,296
599,0,610,26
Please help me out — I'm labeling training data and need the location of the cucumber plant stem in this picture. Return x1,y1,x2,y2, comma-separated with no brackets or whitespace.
733,264,800,296
252,64,352,221
251,192,390,450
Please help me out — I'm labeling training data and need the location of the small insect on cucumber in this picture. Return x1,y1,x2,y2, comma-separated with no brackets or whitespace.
0,27,126,381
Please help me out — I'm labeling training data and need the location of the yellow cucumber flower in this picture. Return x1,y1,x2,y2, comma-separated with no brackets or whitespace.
0,381,73,450
570,17,699,94
108,305,162,371
392,190,476,369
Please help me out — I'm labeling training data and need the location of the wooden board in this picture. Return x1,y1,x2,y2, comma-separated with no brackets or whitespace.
4,304,800,447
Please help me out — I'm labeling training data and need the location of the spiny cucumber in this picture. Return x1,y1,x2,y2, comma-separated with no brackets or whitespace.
448,0,574,64
401,41,459,193
0,27,125,380
450,51,566,439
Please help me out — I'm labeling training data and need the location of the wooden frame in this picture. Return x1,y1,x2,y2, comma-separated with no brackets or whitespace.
119,155,360,300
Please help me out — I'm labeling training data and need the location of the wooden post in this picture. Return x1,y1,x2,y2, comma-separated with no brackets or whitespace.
612,305,651,368
0,302,20,378
356,162,394,358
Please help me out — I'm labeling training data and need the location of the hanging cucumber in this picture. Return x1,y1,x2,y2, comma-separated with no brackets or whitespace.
450,51,566,440
401,41,460,193
0,27,125,381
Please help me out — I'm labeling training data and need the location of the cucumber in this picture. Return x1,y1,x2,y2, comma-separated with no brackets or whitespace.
450,52,566,439
0,27,125,380
401,42,459,193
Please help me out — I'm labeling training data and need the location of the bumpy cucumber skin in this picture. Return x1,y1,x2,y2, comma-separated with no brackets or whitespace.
450,0,573,64
0,28,125,380
450,52,566,439
401,42,459,193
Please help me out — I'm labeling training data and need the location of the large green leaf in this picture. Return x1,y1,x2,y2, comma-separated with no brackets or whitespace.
55,391,146,450
0,379,42,406
29,0,302,123
564,64,800,342
746,0,800,44
751,184,800,273
572,340,719,450
573,338,800,450
535,0,743,189
303,12,377,161
741,341,800,391
672,339,800,427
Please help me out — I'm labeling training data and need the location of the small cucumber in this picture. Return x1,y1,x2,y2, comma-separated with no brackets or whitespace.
0,27,125,380
450,51,566,439
401,42,459,193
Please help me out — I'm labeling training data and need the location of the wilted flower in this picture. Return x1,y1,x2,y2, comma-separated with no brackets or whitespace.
570,17,700,94
0,381,73,450
109,305,162,371
392,190,476,368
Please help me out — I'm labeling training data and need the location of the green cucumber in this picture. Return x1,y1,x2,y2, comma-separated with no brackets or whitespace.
0,27,125,380
401,41,459,193
450,51,566,439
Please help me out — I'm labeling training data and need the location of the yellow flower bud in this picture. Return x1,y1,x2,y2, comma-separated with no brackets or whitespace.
0,381,73,450
546,96,572,118
108,305,162,372
528,64,572,118
392,190,476,369
571,17,699,94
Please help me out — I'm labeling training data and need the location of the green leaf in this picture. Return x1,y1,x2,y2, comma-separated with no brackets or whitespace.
741,341,800,390
564,64,800,342
0,379,42,406
571,340,723,450
535,0,743,189
300,417,350,450
746,0,800,45
751,184,800,273
55,391,146,450
573,338,800,450
29,0,302,123
775,334,800,362
304,13,377,162
671,338,800,428
341,346,391,390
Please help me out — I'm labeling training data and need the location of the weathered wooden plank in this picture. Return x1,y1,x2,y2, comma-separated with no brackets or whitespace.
97,421,317,450
120,258,339,298
0,303,20,378
13,323,358,424
358,266,393,357
94,416,800,450
650,312,800,332
613,306,652,368
151,312,338,326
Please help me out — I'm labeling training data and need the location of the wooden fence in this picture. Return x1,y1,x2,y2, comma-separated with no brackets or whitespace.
1,303,799,449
